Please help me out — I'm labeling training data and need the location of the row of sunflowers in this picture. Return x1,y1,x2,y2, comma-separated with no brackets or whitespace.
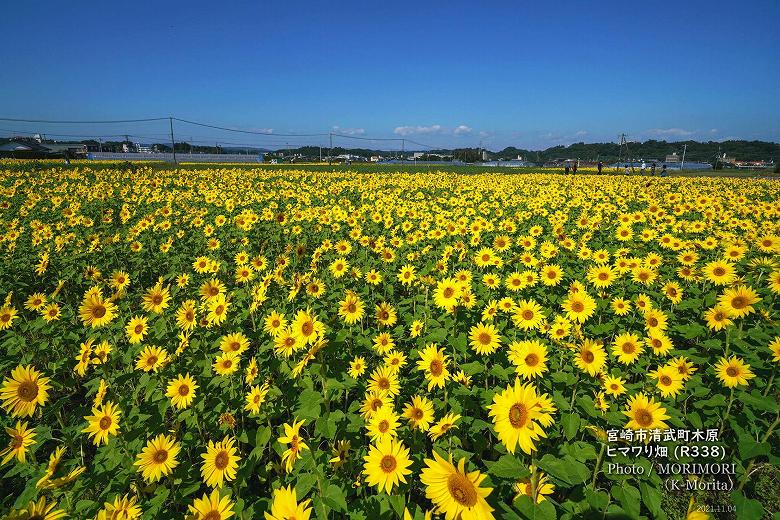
0,166,779,519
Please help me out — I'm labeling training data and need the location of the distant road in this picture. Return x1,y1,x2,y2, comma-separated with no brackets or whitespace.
88,152,261,163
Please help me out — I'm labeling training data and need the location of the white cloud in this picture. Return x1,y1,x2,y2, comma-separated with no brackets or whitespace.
248,127,273,134
645,128,695,137
393,125,443,136
332,126,365,136
453,125,472,135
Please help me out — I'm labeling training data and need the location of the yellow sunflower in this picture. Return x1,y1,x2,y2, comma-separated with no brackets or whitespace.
429,412,461,441
623,393,669,430
141,281,171,314
125,315,148,344
416,344,450,391
244,382,271,415
574,339,607,376
290,307,324,345
714,356,756,388
263,310,287,337
468,322,501,355
5,497,66,520
213,352,240,376
561,290,596,323
718,285,761,319
702,260,736,285
704,305,733,331
79,290,117,328
403,395,435,431
188,489,235,520
135,345,168,372
278,419,309,473
367,366,400,397
420,451,494,520
134,434,180,483
603,375,627,397
362,438,413,493
508,340,548,380
264,486,311,520
513,465,555,503
433,278,461,311
219,332,250,355
1,365,51,417
166,374,198,409
82,401,121,446
338,293,364,325
98,494,141,520
512,299,545,331
488,378,554,454
366,407,400,444
1,420,36,464
611,332,644,365
769,337,780,363
201,436,240,488
649,365,685,398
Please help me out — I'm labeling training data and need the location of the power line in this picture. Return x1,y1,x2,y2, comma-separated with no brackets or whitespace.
0,117,168,124
0,115,440,150
405,138,439,150
0,129,328,148
173,117,328,137
331,133,401,142
0,128,140,139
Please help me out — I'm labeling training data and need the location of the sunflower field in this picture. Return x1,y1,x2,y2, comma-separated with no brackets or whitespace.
1,165,779,520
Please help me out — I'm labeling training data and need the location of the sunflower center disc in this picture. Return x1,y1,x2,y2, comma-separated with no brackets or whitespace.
447,472,478,507
380,455,396,473
509,403,528,428
154,449,168,463
17,381,39,401
215,451,229,469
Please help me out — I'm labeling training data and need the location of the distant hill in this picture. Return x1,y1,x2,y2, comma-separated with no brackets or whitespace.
496,140,779,163
2,136,777,164
220,146,271,153
281,140,779,164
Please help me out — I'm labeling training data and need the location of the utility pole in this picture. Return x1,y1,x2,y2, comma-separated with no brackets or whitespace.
169,117,177,164
402,139,405,161
680,143,687,171
328,133,333,166
319,146,322,163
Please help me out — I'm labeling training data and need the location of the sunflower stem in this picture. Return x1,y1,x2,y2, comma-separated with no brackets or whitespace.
763,367,776,397
591,442,607,489
320,352,330,412
530,459,539,503
569,376,579,411
737,413,780,492
719,387,735,432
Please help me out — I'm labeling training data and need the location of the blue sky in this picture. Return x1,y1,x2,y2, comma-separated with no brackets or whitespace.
1,0,778,150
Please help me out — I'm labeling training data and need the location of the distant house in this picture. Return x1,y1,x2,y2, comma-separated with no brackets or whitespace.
41,143,87,155
665,153,680,163
0,140,42,152
0,139,87,158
